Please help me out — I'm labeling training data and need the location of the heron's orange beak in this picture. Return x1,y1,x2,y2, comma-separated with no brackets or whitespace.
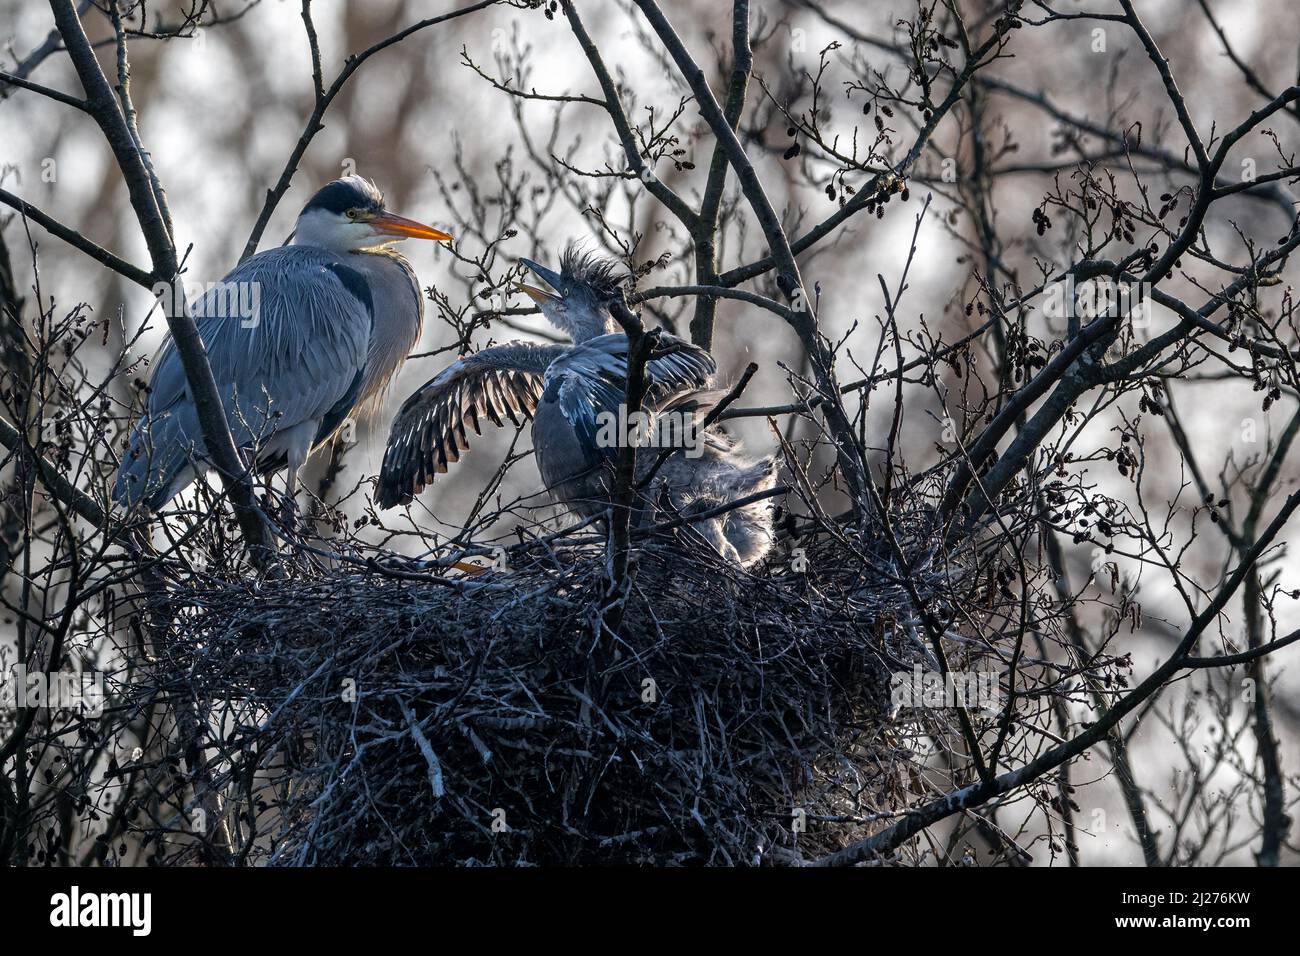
516,283,557,303
371,212,453,242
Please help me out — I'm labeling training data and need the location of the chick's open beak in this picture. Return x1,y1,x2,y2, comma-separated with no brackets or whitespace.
371,212,453,242
516,283,557,304
518,257,565,293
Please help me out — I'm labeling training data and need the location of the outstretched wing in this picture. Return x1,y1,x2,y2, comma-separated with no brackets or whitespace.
114,246,372,508
543,331,717,457
377,342,569,508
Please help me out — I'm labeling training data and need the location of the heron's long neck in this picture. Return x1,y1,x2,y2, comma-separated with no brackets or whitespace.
564,305,619,343
349,249,424,412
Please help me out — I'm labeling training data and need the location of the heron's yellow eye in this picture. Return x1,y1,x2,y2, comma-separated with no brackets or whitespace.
346,209,359,220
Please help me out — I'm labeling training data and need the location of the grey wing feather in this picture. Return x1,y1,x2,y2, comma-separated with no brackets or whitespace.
552,366,625,456
377,342,568,508
114,246,371,507
643,332,718,398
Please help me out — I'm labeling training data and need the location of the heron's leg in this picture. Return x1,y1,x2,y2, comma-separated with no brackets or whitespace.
284,467,299,518
274,424,315,530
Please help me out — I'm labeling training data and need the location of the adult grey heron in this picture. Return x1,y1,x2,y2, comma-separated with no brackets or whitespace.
377,246,777,566
113,176,451,511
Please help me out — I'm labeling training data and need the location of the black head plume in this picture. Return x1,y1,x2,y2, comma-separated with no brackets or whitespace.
558,243,629,302
302,175,385,217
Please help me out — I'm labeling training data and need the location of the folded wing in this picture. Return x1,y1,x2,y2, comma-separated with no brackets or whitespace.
114,246,372,508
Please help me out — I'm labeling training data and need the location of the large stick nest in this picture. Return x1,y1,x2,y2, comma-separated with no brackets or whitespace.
143,485,1004,865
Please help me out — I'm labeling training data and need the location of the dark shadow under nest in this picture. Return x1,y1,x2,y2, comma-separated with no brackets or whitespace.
140,493,1006,866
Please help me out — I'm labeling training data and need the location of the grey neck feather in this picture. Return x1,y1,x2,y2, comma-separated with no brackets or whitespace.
544,300,618,343
571,306,619,343
346,251,424,413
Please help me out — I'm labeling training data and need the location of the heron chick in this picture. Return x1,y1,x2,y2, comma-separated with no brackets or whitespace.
114,176,451,512
378,245,777,567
